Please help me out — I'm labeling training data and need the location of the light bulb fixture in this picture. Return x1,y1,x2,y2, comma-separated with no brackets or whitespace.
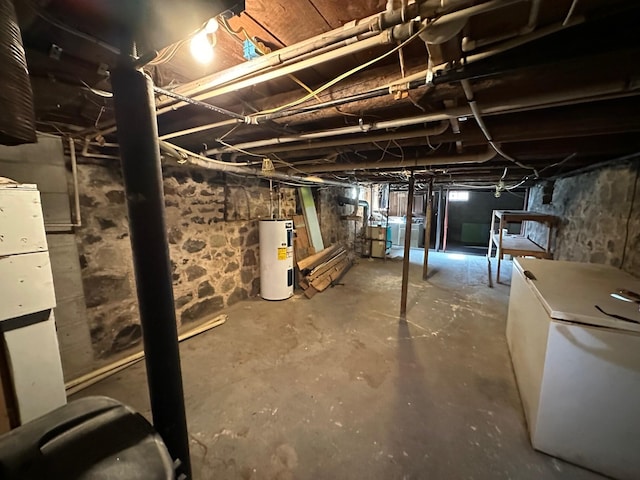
261,158,275,176
190,18,219,64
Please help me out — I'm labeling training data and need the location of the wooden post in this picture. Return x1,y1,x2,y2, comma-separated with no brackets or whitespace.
422,179,433,280
400,173,415,318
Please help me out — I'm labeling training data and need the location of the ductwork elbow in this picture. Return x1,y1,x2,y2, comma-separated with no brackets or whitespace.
0,0,36,145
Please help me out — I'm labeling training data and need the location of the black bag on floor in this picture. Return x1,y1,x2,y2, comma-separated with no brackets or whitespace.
0,396,174,479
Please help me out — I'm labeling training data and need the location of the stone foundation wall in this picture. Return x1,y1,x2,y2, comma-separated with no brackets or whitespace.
76,162,296,359
317,187,353,248
526,160,640,277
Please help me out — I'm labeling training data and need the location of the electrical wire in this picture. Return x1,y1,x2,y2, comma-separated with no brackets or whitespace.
218,15,360,120
81,80,113,98
254,23,428,116
154,85,247,121
392,139,405,164
216,139,264,157
563,0,580,26
538,152,577,175
25,0,119,55
149,17,215,66
425,134,440,152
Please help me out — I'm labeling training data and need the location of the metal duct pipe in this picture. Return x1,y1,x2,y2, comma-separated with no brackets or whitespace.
0,0,36,145
290,147,496,173
207,121,449,156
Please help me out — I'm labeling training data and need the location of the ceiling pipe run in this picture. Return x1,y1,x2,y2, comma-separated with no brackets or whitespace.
460,79,538,175
159,140,353,187
216,79,639,159
288,147,496,173
205,120,450,155
156,0,522,113
250,122,450,156
88,0,525,139
461,0,541,52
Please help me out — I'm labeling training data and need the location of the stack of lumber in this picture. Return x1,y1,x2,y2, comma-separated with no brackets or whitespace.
297,244,352,298
292,214,313,260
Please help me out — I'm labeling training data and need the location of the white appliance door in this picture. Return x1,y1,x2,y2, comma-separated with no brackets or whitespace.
514,258,640,332
4,313,67,423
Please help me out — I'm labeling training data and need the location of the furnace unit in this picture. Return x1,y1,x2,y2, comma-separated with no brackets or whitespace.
259,219,294,300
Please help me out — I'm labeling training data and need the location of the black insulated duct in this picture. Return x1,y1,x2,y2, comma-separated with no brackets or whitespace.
0,0,36,146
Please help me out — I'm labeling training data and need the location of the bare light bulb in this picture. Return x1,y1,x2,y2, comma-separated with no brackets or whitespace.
190,32,214,63
190,18,219,64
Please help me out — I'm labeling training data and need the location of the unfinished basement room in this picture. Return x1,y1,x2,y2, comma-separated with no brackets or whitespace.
1,0,639,478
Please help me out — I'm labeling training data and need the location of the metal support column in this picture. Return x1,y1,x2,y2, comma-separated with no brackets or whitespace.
400,173,415,318
442,189,450,252
422,179,433,280
435,188,443,251
111,47,191,479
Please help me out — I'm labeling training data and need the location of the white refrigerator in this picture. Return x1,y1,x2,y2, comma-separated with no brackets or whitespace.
507,257,640,480
0,184,66,425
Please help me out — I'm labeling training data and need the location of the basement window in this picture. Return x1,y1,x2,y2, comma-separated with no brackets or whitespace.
449,191,469,202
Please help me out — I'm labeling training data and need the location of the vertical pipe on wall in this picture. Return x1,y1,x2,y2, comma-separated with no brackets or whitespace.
422,179,433,280
400,173,415,318
111,42,191,479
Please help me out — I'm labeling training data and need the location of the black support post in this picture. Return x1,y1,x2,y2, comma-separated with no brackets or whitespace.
422,179,433,280
400,173,415,318
111,56,191,478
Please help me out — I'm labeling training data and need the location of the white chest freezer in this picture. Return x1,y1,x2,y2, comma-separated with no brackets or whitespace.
507,258,640,480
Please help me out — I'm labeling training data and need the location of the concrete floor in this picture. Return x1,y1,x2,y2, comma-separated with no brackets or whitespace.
74,251,606,480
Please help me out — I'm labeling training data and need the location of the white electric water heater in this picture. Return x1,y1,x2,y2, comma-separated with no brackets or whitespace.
259,219,294,300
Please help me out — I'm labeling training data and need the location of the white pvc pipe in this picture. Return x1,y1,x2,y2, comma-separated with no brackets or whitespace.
289,147,496,173
207,76,634,157
159,141,353,187
461,0,541,52
205,114,460,155
250,122,450,155
158,30,397,118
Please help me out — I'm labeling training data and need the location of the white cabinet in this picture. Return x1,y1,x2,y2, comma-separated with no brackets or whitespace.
0,184,48,256
0,252,56,322
507,258,640,480
0,184,66,425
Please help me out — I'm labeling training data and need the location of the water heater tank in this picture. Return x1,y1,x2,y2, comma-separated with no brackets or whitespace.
259,219,294,300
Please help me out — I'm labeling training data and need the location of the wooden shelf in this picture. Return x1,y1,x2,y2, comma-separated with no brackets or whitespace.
491,234,552,258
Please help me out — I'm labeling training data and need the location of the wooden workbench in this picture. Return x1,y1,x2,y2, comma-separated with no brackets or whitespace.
487,210,557,282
